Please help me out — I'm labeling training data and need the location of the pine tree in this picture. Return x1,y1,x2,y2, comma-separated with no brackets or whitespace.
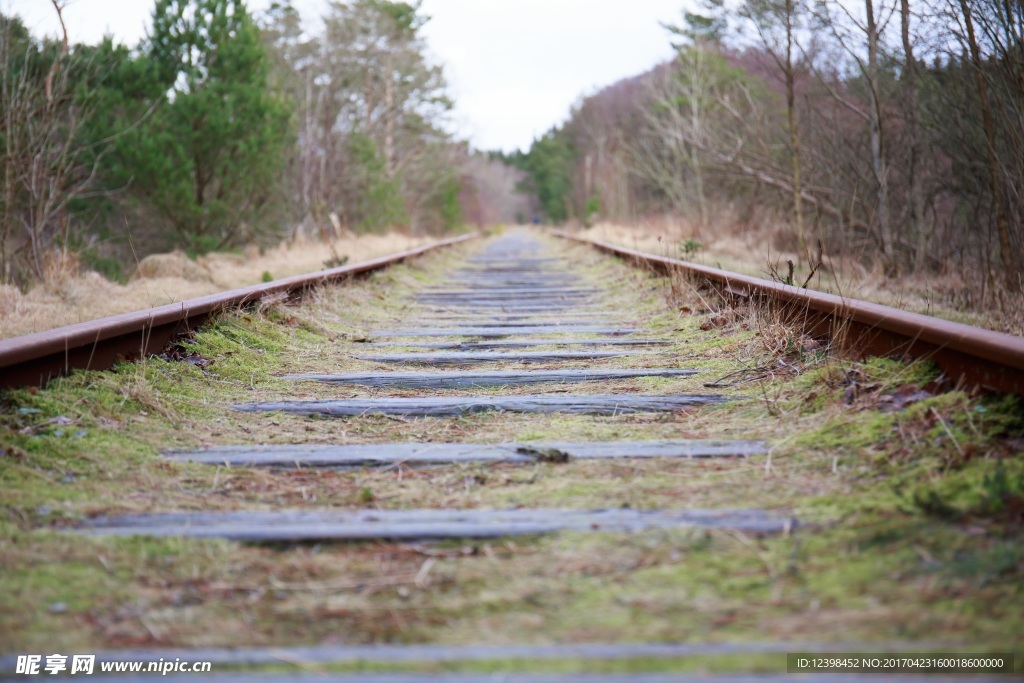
141,0,291,252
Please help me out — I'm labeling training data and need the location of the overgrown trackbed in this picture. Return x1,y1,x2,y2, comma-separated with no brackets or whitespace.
1,229,1021,680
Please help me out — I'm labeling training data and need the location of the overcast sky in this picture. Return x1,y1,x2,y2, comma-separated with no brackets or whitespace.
3,0,687,152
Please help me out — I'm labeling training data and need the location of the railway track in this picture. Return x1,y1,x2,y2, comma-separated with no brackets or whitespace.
555,232,1024,397
0,234,474,391
3,230,1023,395
1,229,1020,680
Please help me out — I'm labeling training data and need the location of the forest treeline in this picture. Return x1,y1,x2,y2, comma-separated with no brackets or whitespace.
0,0,531,286
507,0,1024,296
5,0,1022,300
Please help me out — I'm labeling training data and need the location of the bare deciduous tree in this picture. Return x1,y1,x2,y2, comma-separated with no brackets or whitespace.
1,3,106,284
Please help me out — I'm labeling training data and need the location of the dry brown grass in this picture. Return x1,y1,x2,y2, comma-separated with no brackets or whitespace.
579,217,1024,336
582,213,816,293
0,233,430,340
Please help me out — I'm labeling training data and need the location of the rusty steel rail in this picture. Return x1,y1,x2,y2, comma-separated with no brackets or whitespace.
0,233,476,390
556,231,1024,396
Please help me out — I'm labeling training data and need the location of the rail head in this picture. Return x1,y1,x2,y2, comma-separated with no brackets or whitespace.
0,233,477,390
555,230,1024,396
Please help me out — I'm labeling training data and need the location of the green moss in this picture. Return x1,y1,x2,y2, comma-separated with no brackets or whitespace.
906,457,1024,520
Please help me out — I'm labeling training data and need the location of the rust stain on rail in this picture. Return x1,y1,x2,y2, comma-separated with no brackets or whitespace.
0,233,477,390
555,231,1024,397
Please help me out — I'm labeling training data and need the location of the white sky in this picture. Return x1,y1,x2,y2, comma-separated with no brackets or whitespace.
4,0,688,152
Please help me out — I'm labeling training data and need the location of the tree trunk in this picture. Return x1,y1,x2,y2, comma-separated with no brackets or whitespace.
1,20,11,283
689,44,709,231
785,0,807,260
902,0,928,271
959,0,1018,288
302,71,314,214
384,51,395,178
364,66,374,132
194,148,206,249
866,0,891,262
1,104,12,283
